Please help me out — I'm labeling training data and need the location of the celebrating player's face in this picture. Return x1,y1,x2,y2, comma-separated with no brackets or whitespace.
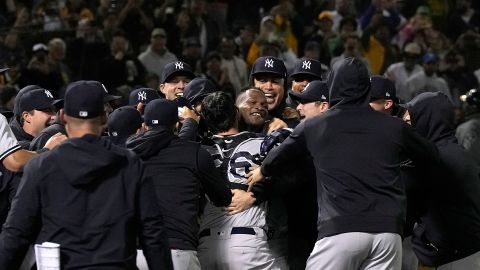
238,90,268,127
160,75,192,100
253,75,284,112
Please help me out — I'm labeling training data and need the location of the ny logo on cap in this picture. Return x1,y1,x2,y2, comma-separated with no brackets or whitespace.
302,60,311,70
79,111,88,117
302,83,310,92
138,91,147,101
44,90,53,98
175,62,184,70
265,59,274,68
386,92,391,97
321,95,327,100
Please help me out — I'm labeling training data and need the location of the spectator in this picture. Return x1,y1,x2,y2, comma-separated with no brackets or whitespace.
385,42,424,103
447,0,480,41
138,28,177,79
405,52,451,102
219,34,248,95
186,0,220,56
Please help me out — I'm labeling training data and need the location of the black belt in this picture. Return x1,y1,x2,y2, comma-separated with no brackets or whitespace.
229,182,248,191
199,227,256,238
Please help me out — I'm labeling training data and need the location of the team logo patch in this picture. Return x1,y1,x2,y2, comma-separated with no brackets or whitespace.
302,60,311,70
138,91,147,101
79,111,88,117
44,89,53,98
264,59,274,68
175,62,184,69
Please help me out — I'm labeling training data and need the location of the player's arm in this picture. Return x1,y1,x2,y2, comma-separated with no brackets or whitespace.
248,121,309,187
196,147,232,207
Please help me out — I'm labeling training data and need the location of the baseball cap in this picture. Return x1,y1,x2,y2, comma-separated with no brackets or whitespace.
64,81,105,119
151,28,166,38
289,80,329,103
18,88,55,112
0,67,9,73
370,76,397,102
290,58,323,80
97,82,122,102
13,85,42,116
251,56,287,78
32,43,48,52
161,61,195,83
183,78,217,106
144,99,178,128
416,5,430,16
422,52,438,63
318,11,333,21
107,106,143,136
129,88,160,106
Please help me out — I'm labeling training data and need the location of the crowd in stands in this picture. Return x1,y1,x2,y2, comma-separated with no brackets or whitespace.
0,0,479,123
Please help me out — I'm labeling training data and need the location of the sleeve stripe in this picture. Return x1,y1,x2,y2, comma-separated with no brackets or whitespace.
0,144,22,161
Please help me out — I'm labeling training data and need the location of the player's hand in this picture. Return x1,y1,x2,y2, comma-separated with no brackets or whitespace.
180,106,200,123
266,117,288,135
44,132,67,150
225,189,256,215
246,167,264,192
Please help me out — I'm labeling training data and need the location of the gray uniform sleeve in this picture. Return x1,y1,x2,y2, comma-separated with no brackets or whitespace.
0,114,21,161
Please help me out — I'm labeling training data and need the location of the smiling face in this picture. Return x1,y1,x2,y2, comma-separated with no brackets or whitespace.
160,75,192,100
238,89,268,127
253,74,285,112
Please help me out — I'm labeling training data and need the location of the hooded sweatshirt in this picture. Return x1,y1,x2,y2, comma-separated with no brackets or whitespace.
260,57,439,239
127,128,231,250
0,134,173,270
406,92,480,267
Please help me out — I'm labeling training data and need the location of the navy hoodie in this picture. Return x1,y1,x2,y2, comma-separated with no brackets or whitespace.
0,135,173,270
261,57,439,239
407,92,480,267
127,128,232,250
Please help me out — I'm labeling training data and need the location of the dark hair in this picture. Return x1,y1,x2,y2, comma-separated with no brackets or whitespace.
339,16,358,31
202,92,237,134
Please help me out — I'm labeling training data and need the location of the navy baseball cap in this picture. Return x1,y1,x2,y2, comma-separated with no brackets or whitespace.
13,85,42,116
161,61,195,83
144,99,178,128
370,76,397,102
99,82,122,103
290,58,323,80
129,88,160,106
290,80,329,103
250,56,287,78
422,52,438,63
183,78,217,106
19,88,55,112
107,106,143,136
64,81,105,119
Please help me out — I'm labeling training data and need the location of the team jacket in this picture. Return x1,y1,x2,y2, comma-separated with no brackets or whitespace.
261,57,439,239
0,134,173,270
127,128,232,250
407,92,480,267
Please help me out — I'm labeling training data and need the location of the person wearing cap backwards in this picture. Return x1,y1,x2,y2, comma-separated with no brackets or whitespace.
247,57,440,270
138,28,178,79
385,42,424,103
0,80,174,269
287,58,324,108
403,92,480,270
369,75,400,116
250,56,300,129
160,61,196,100
126,98,231,270
405,52,451,102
